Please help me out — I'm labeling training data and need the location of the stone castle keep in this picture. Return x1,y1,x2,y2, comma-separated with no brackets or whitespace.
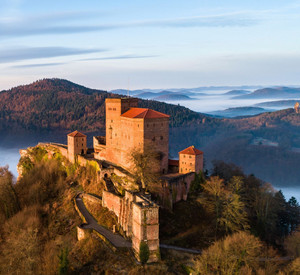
42,97,204,263
93,98,170,173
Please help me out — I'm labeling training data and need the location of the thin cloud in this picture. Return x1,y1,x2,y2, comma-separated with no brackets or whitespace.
80,54,158,61
11,62,66,68
0,46,105,63
131,13,258,28
0,12,260,38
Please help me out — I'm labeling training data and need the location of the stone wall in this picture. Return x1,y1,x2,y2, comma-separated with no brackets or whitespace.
82,193,102,204
102,190,160,263
102,190,123,219
162,172,195,208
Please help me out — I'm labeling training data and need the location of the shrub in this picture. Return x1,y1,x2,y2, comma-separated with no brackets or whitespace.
139,241,150,264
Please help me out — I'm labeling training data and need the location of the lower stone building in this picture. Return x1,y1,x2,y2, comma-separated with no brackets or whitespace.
102,190,160,262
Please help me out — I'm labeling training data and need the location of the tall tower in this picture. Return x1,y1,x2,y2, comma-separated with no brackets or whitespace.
105,98,138,147
105,98,138,164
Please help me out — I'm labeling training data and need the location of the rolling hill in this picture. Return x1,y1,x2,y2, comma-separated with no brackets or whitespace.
207,106,268,118
223,90,251,96
0,78,210,132
255,99,300,108
234,87,300,99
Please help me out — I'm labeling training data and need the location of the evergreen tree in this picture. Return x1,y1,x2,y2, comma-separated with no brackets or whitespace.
58,247,69,275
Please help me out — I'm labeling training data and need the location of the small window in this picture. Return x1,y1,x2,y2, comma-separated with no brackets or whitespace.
108,107,112,110
161,123,163,126
152,137,155,141
153,123,155,127
82,143,83,146
160,136,163,140
115,133,117,136
138,124,139,128
113,108,116,111
190,163,192,165
147,124,149,127
111,120,113,122
189,156,192,159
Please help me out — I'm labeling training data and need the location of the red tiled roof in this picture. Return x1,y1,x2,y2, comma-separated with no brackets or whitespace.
168,159,179,166
179,146,203,155
121,108,169,119
67,130,86,137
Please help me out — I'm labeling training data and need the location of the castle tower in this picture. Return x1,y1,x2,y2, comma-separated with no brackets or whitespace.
120,108,170,173
179,146,203,174
104,98,169,173
67,130,87,163
105,98,138,148
131,198,160,263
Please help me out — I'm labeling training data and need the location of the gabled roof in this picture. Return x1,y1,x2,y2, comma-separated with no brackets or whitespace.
179,146,203,155
121,108,169,119
67,130,86,138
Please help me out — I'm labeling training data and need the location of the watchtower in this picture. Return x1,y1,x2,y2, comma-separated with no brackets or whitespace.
67,130,87,163
179,146,203,174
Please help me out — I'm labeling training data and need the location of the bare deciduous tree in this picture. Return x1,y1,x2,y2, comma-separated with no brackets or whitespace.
129,143,162,193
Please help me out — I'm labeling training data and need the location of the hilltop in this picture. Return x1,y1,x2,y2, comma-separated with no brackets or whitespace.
0,78,211,131
234,86,300,99
207,106,267,118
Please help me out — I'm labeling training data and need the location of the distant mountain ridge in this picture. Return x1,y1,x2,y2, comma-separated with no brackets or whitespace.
207,107,267,118
255,99,300,108
223,90,251,96
234,87,300,99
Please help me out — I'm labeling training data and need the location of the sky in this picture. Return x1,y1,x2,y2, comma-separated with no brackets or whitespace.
1,0,300,90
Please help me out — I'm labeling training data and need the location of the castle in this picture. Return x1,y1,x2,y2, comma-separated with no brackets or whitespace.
65,97,204,262
68,97,203,176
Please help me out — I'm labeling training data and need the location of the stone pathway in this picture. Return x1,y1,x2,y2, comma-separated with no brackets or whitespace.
75,194,131,248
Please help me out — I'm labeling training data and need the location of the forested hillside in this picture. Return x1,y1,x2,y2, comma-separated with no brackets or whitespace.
1,150,300,274
0,78,211,131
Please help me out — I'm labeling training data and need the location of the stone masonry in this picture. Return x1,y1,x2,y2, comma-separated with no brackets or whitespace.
102,190,160,262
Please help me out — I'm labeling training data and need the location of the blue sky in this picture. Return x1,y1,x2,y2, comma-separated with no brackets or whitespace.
1,0,300,90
